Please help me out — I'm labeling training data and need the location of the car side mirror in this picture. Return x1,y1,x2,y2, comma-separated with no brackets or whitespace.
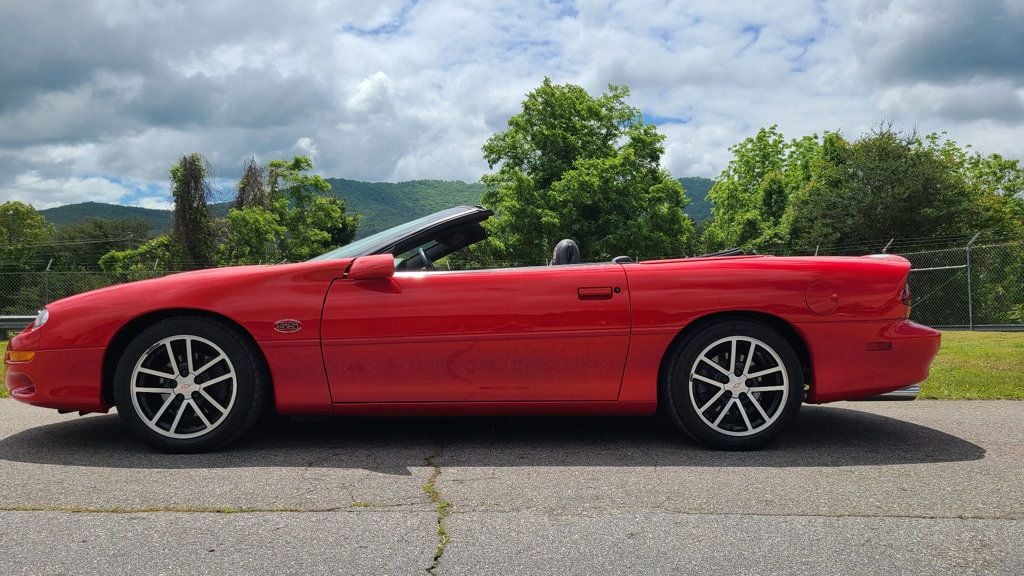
348,254,395,280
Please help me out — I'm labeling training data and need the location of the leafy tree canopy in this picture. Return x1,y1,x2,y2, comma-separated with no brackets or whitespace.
786,128,1024,250
51,218,152,270
0,201,53,271
480,78,695,263
702,125,1024,253
99,235,180,275
218,155,359,264
701,125,818,252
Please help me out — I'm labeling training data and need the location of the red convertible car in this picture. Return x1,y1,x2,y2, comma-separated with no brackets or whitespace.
5,205,940,452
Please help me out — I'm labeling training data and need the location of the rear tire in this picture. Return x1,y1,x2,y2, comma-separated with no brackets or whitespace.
113,316,268,453
661,319,803,450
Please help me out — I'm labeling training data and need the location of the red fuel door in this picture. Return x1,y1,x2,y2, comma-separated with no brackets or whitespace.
805,281,840,315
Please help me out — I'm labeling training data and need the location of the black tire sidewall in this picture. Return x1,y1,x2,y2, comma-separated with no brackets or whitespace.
662,319,803,449
113,316,267,453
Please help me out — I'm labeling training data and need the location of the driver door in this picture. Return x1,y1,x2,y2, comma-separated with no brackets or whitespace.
321,264,630,403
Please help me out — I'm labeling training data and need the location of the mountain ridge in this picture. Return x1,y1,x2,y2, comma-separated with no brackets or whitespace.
39,176,715,238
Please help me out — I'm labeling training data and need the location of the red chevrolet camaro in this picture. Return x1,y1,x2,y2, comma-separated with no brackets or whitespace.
5,205,940,452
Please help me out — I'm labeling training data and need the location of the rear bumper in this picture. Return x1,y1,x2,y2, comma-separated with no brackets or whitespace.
796,319,940,403
4,345,108,413
854,383,921,401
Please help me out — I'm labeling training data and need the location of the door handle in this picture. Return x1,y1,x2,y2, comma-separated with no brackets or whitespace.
578,287,614,300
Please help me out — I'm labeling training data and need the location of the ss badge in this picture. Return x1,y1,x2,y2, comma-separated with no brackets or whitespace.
274,319,302,334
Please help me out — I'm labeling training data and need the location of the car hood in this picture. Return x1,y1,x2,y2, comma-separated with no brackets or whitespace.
36,259,354,349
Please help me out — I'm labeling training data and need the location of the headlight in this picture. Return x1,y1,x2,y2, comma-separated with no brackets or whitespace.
33,308,49,329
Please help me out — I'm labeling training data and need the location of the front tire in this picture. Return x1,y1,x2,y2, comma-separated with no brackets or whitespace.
661,319,803,449
113,316,268,453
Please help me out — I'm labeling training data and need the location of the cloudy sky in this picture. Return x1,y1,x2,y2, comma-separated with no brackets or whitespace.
1,0,1022,209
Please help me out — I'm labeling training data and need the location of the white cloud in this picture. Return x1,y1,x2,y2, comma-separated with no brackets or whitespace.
293,136,319,162
0,0,1022,208
0,171,132,209
131,196,174,210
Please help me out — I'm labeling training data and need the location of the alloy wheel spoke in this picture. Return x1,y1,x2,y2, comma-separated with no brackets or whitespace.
748,385,786,392
193,354,226,378
135,387,174,394
729,339,737,373
137,367,176,380
199,372,234,389
746,391,771,422
699,356,732,377
712,398,734,427
185,338,195,375
691,373,725,388
737,399,754,431
699,388,726,412
191,400,213,429
747,366,783,379
742,342,756,377
165,341,179,376
150,394,175,424
198,389,227,414
169,400,188,434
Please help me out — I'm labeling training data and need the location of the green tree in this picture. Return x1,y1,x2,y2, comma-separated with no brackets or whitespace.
958,151,1024,238
234,156,269,210
51,218,152,268
779,131,849,250
701,125,815,252
480,78,694,263
786,128,1022,250
218,155,359,264
0,201,55,312
268,156,359,261
98,235,180,275
704,125,1024,254
170,153,216,269
217,206,286,265
0,201,53,269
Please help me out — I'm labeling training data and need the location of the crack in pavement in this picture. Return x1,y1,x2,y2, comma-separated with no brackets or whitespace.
442,507,1024,521
0,504,422,514
3,503,1016,522
422,443,451,575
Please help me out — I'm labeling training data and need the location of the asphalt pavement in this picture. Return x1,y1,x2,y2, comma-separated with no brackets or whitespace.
0,399,1020,575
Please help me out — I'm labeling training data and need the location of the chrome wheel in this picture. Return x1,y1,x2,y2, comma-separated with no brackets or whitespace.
129,335,238,439
688,335,789,437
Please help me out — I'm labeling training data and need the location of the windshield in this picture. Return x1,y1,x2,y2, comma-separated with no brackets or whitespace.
310,206,476,261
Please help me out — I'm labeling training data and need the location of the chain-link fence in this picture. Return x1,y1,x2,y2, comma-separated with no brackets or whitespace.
0,268,177,317
3,237,1022,330
901,240,1024,330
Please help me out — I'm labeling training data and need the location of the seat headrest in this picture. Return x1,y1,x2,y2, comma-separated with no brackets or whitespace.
550,239,581,265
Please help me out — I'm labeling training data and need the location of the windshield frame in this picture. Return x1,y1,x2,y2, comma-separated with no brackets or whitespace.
310,205,488,261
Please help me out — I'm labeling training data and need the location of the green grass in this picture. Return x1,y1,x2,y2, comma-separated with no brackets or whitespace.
921,331,1024,399
0,332,1019,402
0,341,7,398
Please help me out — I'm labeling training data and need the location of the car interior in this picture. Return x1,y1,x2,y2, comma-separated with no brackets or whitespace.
389,208,649,271
394,219,490,271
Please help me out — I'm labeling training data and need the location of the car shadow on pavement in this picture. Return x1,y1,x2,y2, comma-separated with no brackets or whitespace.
0,404,984,474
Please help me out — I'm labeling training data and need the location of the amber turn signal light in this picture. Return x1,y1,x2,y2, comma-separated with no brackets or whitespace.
5,350,35,362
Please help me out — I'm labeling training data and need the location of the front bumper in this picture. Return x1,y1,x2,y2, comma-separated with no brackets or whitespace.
4,345,108,413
